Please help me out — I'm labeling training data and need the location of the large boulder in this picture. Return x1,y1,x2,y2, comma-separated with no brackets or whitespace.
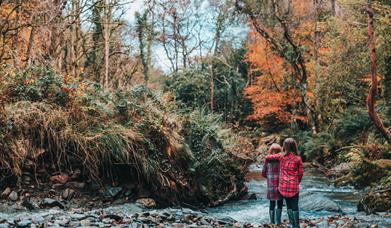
300,192,341,212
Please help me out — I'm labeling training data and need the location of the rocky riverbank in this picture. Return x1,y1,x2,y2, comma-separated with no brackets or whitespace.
0,203,390,228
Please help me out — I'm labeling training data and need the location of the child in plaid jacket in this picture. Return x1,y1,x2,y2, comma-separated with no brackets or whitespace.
261,143,283,225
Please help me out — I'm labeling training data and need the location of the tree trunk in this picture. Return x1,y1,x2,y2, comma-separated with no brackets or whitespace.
71,0,80,77
313,0,322,133
103,0,111,89
366,0,391,143
26,26,35,67
209,64,215,112
331,0,336,16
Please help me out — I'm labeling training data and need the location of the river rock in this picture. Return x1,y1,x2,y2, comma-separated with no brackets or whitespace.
8,191,18,201
300,192,341,212
357,178,391,214
62,188,75,200
21,199,37,210
65,181,85,189
40,198,64,209
136,198,156,208
80,219,91,226
16,219,31,228
103,187,123,199
50,173,69,184
1,188,11,198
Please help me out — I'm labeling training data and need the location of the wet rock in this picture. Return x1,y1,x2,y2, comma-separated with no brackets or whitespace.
50,173,69,184
80,219,91,226
16,219,31,228
301,192,341,212
103,214,123,222
103,187,122,199
70,169,82,180
65,181,85,190
21,199,37,210
62,188,75,200
21,173,32,184
1,188,11,198
8,191,18,201
316,220,329,228
357,177,391,214
136,198,156,208
40,198,64,209
248,193,257,200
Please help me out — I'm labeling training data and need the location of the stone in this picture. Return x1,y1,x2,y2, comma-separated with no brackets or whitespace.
103,187,123,199
62,188,75,200
316,220,329,228
200,218,209,225
8,191,18,201
136,198,156,208
70,169,82,180
248,193,257,200
21,199,37,210
103,214,123,222
70,213,87,220
40,198,64,209
80,219,91,226
17,219,31,228
301,192,341,212
65,181,85,190
1,188,11,198
50,173,69,184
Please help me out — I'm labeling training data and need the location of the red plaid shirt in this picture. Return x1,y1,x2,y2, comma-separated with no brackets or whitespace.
266,153,303,198
262,160,282,200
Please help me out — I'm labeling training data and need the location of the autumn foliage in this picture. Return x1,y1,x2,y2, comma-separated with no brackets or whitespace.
244,32,304,127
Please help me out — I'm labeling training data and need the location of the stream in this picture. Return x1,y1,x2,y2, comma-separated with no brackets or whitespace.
207,164,389,225
1,164,390,227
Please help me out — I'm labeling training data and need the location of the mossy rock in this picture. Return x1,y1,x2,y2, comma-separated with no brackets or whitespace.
358,176,391,213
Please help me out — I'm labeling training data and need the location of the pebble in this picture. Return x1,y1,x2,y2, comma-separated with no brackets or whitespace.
8,191,18,201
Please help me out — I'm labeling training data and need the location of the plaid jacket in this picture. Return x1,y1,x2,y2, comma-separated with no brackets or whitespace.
262,160,282,200
266,153,303,198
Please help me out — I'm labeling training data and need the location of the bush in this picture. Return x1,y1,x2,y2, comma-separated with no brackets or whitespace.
4,66,72,106
334,107,372,144
302,132,337,161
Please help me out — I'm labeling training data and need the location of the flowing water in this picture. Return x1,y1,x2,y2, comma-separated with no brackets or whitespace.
207,164,368,224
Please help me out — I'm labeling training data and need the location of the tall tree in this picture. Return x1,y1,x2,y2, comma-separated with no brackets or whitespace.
366,0,391,143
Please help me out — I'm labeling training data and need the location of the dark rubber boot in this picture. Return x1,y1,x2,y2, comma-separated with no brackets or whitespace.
293,210,300,228
275,209,282,225
269,210,275,224
287,209,294,227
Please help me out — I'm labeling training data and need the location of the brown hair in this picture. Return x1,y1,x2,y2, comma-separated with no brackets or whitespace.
268,143,282,154
283,138,299,156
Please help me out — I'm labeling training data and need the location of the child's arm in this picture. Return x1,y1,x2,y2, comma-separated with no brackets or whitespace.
265,153,283,162
298,157,303,183
261,160,267,178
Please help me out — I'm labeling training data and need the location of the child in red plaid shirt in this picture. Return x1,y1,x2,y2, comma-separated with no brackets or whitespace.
262,143,283,225
265,138,303,228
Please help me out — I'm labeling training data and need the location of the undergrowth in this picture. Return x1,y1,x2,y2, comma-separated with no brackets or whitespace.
0,66,251,206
